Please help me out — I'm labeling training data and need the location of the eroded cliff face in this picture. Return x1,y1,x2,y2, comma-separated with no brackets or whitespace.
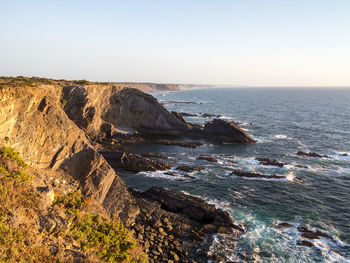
0,84,138,222
62,84,255,144
63,85,189,140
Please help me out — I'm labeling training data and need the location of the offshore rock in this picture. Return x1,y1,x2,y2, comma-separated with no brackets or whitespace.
187,119,256,143
102,152,173,172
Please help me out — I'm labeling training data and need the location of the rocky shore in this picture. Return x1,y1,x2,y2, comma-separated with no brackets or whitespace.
0,77,256,262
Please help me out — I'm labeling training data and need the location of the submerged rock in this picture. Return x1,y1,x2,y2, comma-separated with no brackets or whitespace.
179,112,198,117
274,222,294,229
196,155,218,163
297,226,332,240
200,113,222,118
256,157,284,167
297,151,329,158
155,139,203,148
176,165,203,173
231,170,285,180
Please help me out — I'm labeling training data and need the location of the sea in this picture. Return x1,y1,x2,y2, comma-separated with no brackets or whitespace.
119,87,350,263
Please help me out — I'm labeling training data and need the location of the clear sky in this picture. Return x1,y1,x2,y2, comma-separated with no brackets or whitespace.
1,0,349,86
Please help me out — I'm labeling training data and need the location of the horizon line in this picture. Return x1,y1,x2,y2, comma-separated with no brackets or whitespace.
1,75,350,89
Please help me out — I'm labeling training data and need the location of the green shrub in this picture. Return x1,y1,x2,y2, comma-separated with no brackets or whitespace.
0,147,27,167
70,214,136,262
54,190,87,216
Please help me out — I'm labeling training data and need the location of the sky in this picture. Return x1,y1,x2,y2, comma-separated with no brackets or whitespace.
0,0,349,87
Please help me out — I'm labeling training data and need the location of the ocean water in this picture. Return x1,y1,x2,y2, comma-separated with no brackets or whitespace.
119,88,350,262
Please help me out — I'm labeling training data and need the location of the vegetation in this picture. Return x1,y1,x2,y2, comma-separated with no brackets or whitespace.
54,191,147,263
0,148,57,262
0,147,147,263
0,76,57,88
0,146,27,167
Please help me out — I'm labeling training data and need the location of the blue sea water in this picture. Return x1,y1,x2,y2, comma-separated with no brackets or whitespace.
120,88,350,262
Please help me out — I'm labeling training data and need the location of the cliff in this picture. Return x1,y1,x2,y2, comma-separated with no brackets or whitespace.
0,83,138,224
0,76,251,262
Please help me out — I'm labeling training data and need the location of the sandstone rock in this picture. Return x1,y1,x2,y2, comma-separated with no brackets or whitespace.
63,86,189,140
0,85,137,223
63,85,255,144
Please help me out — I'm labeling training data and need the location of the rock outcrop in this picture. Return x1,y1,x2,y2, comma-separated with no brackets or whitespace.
137,187,244,234
187,119,256,143
0,84,138,222
63,85,255,144
101,151,173,173
0,77,248,262
63,86,189,140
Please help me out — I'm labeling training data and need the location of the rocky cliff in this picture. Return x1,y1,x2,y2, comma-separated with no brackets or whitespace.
62,85,189,140
62,84,255,144
0,76,252,262
0,83,138,223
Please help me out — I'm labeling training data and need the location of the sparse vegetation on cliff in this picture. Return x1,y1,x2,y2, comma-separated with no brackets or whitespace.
0,147,147,263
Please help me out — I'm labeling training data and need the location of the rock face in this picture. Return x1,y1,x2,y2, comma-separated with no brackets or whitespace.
0,85,138,222
188,119,256,143
63,85,255,144
0,78,248,262
63,86,189,140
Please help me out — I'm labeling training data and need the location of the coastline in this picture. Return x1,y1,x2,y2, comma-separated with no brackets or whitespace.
0,76,249,262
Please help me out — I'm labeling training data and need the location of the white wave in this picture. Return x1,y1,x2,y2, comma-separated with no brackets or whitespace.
274,134,292,139
286,172,296,182
230,173,289,182
218,115,235,120
239,221,350,263
253,136,271,143
329,152,350,161
205,233,240,262
138,169,197,181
